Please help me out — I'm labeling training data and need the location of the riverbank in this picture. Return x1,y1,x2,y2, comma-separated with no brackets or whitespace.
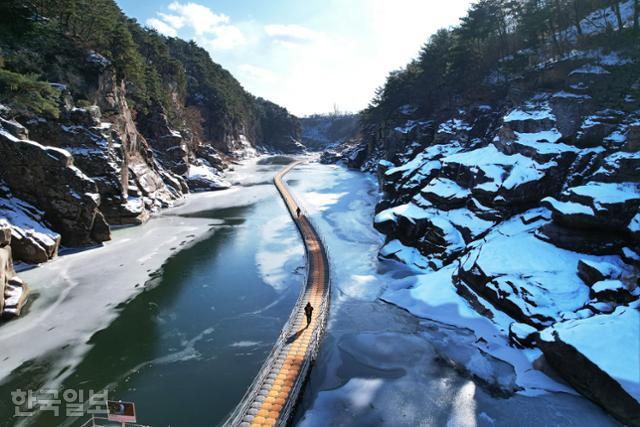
0,157,306,425
285,162,619,426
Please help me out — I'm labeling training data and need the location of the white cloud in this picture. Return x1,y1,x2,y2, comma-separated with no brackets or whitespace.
264,24,319,45
158,12,185,30
167,2,229,35
149,2,245,50
206,25,246,50
146,17,177,37
143,1,474,115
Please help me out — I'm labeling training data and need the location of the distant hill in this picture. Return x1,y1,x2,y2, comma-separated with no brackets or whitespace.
300,114,360,149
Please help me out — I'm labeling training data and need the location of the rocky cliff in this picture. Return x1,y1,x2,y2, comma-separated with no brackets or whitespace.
331,1,640,424
0,0,302,319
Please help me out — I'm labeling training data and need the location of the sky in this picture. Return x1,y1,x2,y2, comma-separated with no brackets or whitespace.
116,0,475,116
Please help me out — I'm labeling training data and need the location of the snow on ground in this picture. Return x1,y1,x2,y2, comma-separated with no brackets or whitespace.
552,91,592,100
592,279,626,293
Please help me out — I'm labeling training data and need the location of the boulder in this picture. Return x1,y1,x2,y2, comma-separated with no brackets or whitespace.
2,276,29,318
591,152,640,183
543,181,639,234
0,221,10,246
577,259,621,286
542,197,601,229
0,129,110,246
535,223,626,255
569,182,639,229
67,106,101,127
575,110,624,148
509,322,538,348
10,228,57,264
346,145,368,169
0,117,29,139
590,280,636,304
549,91,593,137
0,229,29,319
418,217,466,262
196,145,228,172
420,178,470,210
538,307,640,426
502,104,556,134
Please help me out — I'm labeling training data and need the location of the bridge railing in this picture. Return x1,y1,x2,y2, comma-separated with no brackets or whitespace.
223,162,331,426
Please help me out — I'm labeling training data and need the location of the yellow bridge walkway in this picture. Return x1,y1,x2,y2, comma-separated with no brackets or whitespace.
225,161,331,427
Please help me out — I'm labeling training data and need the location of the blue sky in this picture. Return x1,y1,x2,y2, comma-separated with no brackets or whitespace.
116,0,474,116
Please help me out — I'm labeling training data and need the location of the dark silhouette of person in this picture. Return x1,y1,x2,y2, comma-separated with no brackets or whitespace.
304,302,313,327
296,207,301,217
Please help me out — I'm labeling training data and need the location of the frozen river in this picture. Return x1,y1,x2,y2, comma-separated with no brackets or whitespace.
0,158,618,426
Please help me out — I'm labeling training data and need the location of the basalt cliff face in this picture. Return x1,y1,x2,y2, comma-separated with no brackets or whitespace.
0,0,302,318
329,2,640,424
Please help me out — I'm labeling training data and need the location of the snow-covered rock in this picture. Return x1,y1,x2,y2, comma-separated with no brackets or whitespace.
539,306,640,426
0,127,110,246
421,178,470,209
0,189,60,263
508,322,538,348
0,220,29,319
577,259,622,285
590,279,635,303
187,161,231,192
455,211,626,328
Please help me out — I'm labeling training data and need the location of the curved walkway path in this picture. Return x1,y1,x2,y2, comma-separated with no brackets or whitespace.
225,161,331,427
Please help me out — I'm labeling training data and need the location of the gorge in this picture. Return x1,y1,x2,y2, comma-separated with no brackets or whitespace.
1,0,639,426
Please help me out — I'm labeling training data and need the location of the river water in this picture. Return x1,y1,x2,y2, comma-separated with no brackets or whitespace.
0,158,305,426
0,157,618,426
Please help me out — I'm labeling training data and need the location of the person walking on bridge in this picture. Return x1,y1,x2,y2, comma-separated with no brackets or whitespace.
296,207,301,217
304,302,313,327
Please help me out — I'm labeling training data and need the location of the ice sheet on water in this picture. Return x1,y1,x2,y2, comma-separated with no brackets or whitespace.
255,211,304,292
